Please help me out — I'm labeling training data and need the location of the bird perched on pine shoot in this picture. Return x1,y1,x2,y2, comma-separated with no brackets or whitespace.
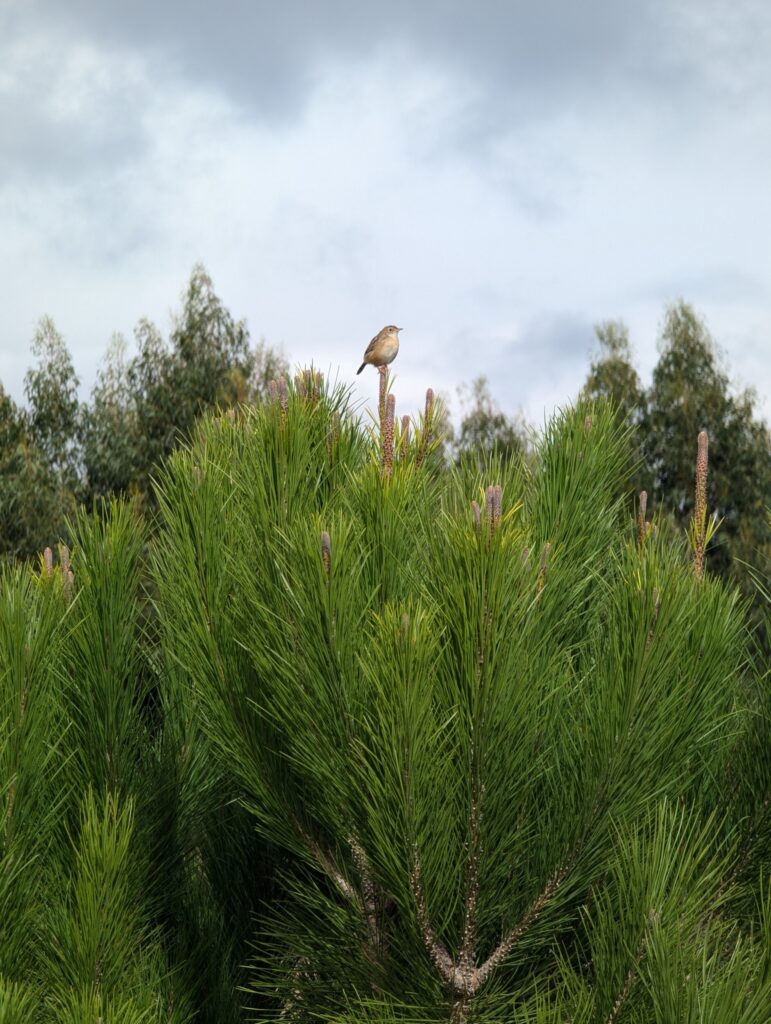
357,325,401,374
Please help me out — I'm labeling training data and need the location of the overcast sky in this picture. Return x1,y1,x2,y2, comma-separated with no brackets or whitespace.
1,0,769,423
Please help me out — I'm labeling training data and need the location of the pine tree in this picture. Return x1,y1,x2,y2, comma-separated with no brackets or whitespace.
0,509,221,1021
1,365,767,1021
152,373,769,1021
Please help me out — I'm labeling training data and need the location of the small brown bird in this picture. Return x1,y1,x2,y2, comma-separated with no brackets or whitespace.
357,325,401,374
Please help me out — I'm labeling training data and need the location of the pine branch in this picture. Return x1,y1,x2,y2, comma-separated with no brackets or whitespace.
692,430,709,579
536,542,552,596
3,673,29,845
473,857,572,989
605,963,637,1024
645,588,661,654
302,828,359,905
412,839,574,1004
415,388,434,469
709,786,771,916
382,394,395,478
637,491,648,552
378,366,388,439
457,796,481,985
297,820,382,956
604,909,656,1024
411,845,455,985
350,835,379,950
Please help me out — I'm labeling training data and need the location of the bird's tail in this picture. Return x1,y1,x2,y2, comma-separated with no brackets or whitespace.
356,363,366,375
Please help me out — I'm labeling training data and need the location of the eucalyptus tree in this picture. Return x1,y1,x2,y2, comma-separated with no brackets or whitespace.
82,264,289,508
0,318,85,555
581,302,771,649
644,301,771,593
0,386,54,559
453,376,528,468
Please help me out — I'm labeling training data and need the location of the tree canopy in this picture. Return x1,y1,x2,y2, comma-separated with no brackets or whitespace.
1,265,288,559
581,301,770,634
452,376,529,468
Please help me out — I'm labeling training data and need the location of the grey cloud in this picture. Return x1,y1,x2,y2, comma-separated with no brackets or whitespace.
4,0,769,193
0,97,148,186
508,312,595,375
0,6,152,184
9,1,736,130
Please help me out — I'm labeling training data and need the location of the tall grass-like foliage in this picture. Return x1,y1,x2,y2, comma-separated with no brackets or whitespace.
151,376,769,1022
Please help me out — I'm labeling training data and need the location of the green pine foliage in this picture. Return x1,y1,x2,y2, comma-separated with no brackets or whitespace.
149,374,769,1021
0,566,68,990
0,369,767,1021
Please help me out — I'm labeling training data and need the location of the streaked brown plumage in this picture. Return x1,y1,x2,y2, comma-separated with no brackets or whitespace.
357,325,401,374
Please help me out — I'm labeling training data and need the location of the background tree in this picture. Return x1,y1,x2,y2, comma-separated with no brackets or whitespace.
2,266,288,559
453,376,528,467
0,385,64,560
644,301,771,591
582,319,646,427
83,264,289,507
0,325,81,558
581,319,646,495
118,316,177,504
578,302,771,646
248,338,292,402
164,263,253,429
81,333,136,500
24,317,82,488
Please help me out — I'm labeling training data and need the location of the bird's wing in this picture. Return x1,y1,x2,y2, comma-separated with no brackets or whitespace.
362,329,384,356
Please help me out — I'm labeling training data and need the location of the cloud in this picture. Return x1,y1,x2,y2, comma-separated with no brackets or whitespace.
0,0,768,422
0,25,152,184
20,1,644,109
7,0,769,178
